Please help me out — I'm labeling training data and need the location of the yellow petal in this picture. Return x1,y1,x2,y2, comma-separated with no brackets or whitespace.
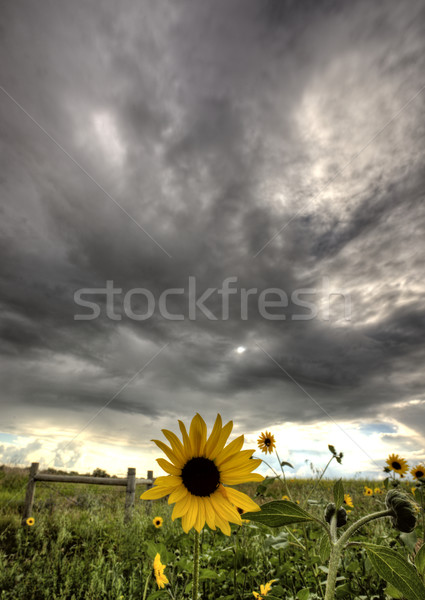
161,429,188,464
195,499,206,532
178,420,193,456
172,494,192,520
168,485,188,504
189,413,207,456
209,420,233,460
203,496,216,530
219,449,255,470
214,513,231,535
156,458,181,476
215,434,244,465
152,440,182,467
221,472,264,485
140,486,174,500
204,414,223,456
224,487,261,512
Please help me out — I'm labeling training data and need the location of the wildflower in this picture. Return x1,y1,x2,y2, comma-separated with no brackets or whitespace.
252,579,278,599
410,465,425,481
364,487,373,496
386,454,409,477
153,553,169,589
140,414,263,535
374,488,383,495
257,431,276,455
281,495,290,501
26,517,35,526
343,493,354,508
152,516,163,528
385,489,417,533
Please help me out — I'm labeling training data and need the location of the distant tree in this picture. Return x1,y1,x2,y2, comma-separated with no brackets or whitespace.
92,468,110,478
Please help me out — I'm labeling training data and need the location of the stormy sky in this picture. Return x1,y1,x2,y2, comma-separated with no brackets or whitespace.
1,0,424,479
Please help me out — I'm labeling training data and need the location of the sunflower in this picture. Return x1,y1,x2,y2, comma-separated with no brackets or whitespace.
410,464,425,481
281,495,290,501
253,579,278,599
386,454,409,477
257,431,276,454
374,487,383,495
152,516,163,528
153,553,168,589
26,517,35,526
343,493,354,508
364,487,373,496
140,414,263,535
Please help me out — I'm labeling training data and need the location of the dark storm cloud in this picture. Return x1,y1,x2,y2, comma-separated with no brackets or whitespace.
1,0,425,461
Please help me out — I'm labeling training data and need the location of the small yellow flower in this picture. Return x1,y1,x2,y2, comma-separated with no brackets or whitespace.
386,454,409,477
364,487,373,496
410,465,425,481
152,516,163,528
253,579,278,599
281,495,290,501
153,553,169,589
344,493,354,508
411,487,417,496
374,488,383,495
26,517,35,526
257,431,276,454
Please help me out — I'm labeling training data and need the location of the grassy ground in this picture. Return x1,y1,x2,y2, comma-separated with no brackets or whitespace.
0,466,423,599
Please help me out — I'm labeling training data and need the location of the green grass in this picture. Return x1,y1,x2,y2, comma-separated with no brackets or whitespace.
0,467,423,599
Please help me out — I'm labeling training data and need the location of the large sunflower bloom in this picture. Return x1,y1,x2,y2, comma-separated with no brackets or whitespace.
140,414,263,535
410,464,425,480
386,454,409,477
257,431,276,454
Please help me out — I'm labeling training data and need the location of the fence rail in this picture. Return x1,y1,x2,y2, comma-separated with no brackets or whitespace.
23,462,154,524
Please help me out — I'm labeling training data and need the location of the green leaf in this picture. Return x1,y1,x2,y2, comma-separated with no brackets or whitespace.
281,461,294,469
415,542,425,577
400,530,417,552
318,533,331,563
296,588,310,600
242,500,314,528
333,479,344,509
328,444,336,455
385,583,405,599
365,544,425,600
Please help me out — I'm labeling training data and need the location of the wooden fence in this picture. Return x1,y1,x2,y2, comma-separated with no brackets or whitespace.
23,462,154,524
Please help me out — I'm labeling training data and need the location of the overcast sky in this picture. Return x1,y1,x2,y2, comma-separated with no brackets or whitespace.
1,0,424,479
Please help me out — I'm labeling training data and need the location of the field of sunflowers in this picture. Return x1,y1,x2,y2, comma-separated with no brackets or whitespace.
0,414,424,600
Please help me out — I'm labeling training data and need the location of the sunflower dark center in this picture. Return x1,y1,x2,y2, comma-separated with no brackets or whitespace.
181,457,220,497
264,438,271,446
416,470,424,478
392,461,401,470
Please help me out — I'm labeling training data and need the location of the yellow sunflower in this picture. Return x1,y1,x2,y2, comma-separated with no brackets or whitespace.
410,464,425,481
344,493,354,508
257,431,276,454
140,414,263,535
253,579,278,599
281,495,290,501
386,454,409,477
374,487,383,495
364,487,373,496
26,517,35,526
152,516,163,528
153,553,168,589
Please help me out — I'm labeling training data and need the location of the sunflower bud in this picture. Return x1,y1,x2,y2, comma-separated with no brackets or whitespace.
385,489,417,533
324,503,347,527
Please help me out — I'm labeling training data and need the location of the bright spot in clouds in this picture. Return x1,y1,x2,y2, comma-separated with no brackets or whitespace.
236,346,246,354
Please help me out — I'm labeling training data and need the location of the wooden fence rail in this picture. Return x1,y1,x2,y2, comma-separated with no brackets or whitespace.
22,462,154,524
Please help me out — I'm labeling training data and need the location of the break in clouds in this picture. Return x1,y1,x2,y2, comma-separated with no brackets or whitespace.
0,0,424,475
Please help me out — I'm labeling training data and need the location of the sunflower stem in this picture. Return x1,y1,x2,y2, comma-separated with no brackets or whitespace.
142,571,151,600
192,529,200,600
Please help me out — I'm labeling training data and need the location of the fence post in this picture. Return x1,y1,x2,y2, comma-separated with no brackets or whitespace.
22,462,39,524
125,467,136,522
145,470,153,514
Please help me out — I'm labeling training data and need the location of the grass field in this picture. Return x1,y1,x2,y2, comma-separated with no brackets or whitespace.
0,465,423,600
